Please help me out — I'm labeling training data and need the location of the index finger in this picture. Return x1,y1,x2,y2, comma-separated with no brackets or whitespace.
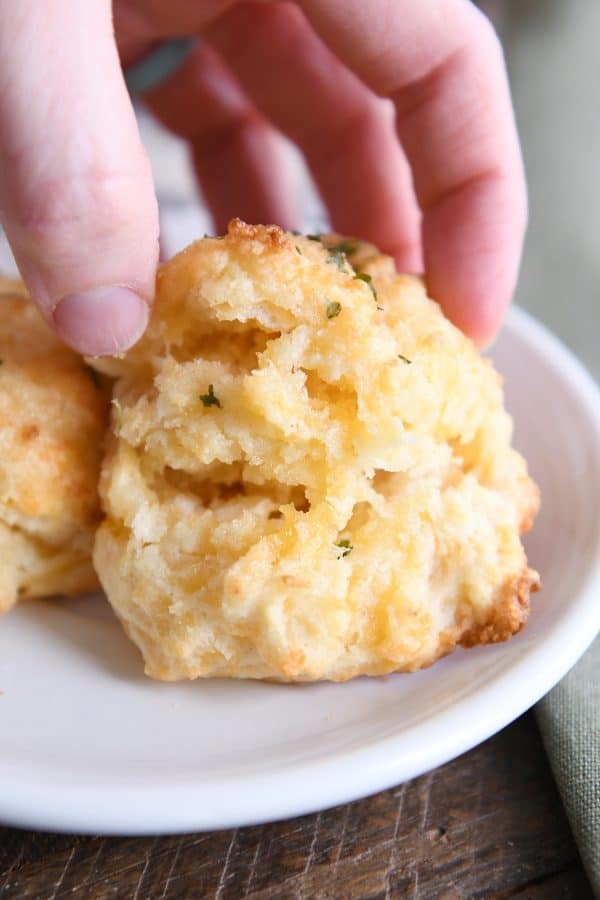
296,0,526,343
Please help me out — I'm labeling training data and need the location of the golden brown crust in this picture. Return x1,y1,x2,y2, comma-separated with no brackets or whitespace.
0,279,111,612
226,217,292,249
459,568,541,648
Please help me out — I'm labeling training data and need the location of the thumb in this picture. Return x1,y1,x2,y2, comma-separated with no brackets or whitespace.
0,0,158,356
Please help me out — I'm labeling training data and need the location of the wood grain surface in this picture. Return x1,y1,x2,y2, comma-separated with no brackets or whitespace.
0,713,591,899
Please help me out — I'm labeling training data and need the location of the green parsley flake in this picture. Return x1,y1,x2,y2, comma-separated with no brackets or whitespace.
200,384,221,408
307,233,322,242
111,398,123,434
327,248,348,272
326,300,342,319
84,364,101,388
295,245,302,255
331,240,356,255
335,539,353,558
354,272,377,301
398,354,413,365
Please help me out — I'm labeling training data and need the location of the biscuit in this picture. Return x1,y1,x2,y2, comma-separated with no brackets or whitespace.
93,221,540,681
0,278,110,613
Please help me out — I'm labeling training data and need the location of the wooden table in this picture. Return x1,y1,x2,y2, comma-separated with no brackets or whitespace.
0,712,591,899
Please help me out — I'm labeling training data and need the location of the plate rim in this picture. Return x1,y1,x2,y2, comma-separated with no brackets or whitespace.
2,305,600,835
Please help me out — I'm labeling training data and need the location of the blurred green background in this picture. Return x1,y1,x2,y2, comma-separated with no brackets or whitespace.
488,0,599,380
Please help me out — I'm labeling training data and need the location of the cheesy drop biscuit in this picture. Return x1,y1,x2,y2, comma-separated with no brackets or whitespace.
0,278,110,613
93,221,540,681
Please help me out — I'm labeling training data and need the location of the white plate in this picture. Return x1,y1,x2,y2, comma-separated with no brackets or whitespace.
1,307,599,836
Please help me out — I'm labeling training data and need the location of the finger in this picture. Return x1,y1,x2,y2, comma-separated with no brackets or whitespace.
144,42,298,232
296,0,527,342
113,0,239,60
0,1,159,355
205,3,422,271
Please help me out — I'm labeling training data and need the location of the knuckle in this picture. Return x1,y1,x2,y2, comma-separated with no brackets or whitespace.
10,168,155,253
307,100,386,162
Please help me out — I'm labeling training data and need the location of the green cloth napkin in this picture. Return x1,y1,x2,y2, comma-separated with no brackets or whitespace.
536,637,599,895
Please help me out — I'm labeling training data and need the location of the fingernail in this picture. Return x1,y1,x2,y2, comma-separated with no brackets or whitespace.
52,286,149,356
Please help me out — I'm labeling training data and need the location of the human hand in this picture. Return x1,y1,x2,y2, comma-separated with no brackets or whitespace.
0,1,526,355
